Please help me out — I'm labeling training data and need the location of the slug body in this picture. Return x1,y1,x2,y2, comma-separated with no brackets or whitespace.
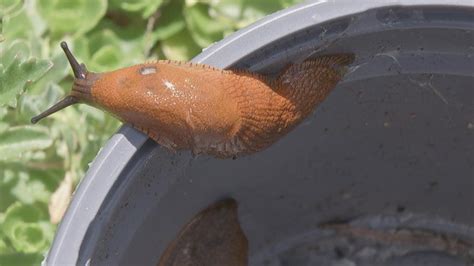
33,42,353,158
158,198,248,266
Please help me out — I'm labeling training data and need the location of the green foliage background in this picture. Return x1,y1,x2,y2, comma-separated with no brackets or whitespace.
0,0,302,265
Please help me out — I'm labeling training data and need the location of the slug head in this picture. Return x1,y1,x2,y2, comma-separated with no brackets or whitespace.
32,43,238,150
31,42,100,124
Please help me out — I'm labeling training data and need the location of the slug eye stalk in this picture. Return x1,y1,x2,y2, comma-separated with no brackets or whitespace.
31,96,78,124
60,41,86,80
31,42,89,124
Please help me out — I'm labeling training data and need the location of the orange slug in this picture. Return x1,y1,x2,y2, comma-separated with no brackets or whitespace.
157,198,248,266
32,42,354,158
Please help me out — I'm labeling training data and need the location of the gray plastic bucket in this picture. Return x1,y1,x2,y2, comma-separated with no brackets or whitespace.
45,0,474,265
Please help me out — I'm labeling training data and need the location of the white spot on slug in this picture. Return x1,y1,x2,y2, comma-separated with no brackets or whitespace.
163,79,184,97
139,66,157,75
184,78,197,90
164,80,176,90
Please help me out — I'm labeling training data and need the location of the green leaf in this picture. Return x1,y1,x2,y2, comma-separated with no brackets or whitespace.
238,0,284,27
0,253,43,266
211,0,243,21
0,41,53,107
71,37,91,65
29,51,69,95
0,122,8,134
0,170,17,211
160,29,201,60
151,0,186,41
0,126,53,162
88,29,122,55
0,108,7,120
0,19,3,43
2,203,53,254
184,3,226,47
279,0,304,8
90,46,122,72
1,40,29,68
11,223,45,253
0,58,52,107
118,0,164,18
20,83,64,123
0,0,22,18
2,5,35,41
0,238,10,254
2,203,43,232
36,0,107,37
78,105,105,122
142,0,164,18
11,172,51,205
81,29,145,72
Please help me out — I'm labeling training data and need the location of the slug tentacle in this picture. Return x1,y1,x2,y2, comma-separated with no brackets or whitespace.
31,96,78,124
60,42,86,80
32,42,101,124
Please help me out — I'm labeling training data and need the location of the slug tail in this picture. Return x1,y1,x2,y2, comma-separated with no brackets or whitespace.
274,53,354,113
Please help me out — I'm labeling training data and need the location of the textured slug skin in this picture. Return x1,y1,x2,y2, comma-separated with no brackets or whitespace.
90,54,354,158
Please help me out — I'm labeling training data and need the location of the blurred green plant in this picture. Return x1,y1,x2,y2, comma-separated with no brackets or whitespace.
0,0,302,264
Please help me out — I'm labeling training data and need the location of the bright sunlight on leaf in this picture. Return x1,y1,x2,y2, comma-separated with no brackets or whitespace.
37,0,108,37
0,41,52,107
0,126,53,162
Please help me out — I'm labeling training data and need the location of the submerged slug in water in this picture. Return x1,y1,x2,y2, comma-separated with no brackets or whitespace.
32,42,354,158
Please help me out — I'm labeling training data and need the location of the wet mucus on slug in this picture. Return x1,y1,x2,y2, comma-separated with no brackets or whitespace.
32,42,354,158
